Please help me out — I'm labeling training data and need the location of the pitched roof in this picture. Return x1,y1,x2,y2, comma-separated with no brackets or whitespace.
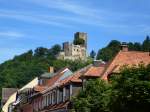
58,64,106,87
84,65,105,77
102,51,150,80
40,73,54,78
34,85,47,92
45,101,69,112
46,68,72,87
39,68,73,94
58,71,82,86
2,88,18,102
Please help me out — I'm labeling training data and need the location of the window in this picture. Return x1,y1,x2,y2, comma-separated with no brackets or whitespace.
53,91,57,104
65,86,70,100
48,94,51,105
46,95,49,106
59,89,63,103
50,93,52,104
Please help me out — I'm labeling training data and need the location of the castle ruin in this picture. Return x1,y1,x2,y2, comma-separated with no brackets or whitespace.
57,32,87,61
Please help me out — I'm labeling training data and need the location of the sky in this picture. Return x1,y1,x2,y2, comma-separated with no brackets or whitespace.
0,0,150,63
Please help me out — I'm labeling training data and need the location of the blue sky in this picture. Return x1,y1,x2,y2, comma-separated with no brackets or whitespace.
0,0,150,63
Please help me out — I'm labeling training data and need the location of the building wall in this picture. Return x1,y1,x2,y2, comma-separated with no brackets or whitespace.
72,84,82,96
47,109,68,112
21,104,33,112
32,95,43,112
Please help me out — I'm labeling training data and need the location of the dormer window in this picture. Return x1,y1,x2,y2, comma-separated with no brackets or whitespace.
39,79,43,85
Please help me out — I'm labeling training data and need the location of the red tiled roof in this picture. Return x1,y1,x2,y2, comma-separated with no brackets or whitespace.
58,72,82,86
45,101,69,112
58,65,106,87
102,51,150,80
33,68,69,94
46,68,68,87
84,66,105,77
34,85,46,92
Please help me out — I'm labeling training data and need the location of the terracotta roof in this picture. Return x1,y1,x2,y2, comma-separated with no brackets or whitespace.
34,85,46,92
84,65,105,77
45,68,68,87
45,101,69,111
40,68,74,94
58,72,82,86
58,64,106,87
102,51,150,80
57,65,94,87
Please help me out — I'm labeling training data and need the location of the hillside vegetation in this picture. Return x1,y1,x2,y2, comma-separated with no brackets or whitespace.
0,44,91,101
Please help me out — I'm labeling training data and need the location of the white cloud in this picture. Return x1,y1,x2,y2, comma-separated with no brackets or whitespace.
0,31,24,38
0,9,73,28
0,0,149,35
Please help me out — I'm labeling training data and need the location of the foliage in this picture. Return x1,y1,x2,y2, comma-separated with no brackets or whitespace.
110,64,150,112
90,50,96,59
0,44,91,101
97,36,150,62
73,79,112,112
73,38,85,45
97,40,121,61
73,64,150,112
142,36,150,51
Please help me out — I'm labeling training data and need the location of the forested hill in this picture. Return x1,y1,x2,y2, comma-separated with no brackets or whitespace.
0,44,92,101
0,36,149,101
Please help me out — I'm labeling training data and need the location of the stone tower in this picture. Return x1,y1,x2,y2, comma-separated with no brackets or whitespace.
74,32,87,48
63,42,70,56
57,32,87,61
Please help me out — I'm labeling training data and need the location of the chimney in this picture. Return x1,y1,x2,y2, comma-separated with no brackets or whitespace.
121,42,128,52
48,66,54,73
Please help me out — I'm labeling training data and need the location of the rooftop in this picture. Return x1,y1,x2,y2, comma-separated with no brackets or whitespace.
102,51,150,80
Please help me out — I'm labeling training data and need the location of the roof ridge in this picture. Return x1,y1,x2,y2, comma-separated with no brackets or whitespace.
124,51,149,53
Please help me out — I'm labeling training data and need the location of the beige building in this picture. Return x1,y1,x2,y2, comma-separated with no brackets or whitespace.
57,32,87,61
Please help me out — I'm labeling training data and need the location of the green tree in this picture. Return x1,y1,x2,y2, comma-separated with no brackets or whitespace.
128,42,135,51
97,48,113,62
34,47,49,57
110,64,150,112
90,50,96,59
97,40,121,61
133,42,142,51
142,36,150,51
50,44,61,56
73,79,111,112
73,38,85,45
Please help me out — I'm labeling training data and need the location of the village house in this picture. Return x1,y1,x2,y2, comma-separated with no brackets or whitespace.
3,43,150,112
